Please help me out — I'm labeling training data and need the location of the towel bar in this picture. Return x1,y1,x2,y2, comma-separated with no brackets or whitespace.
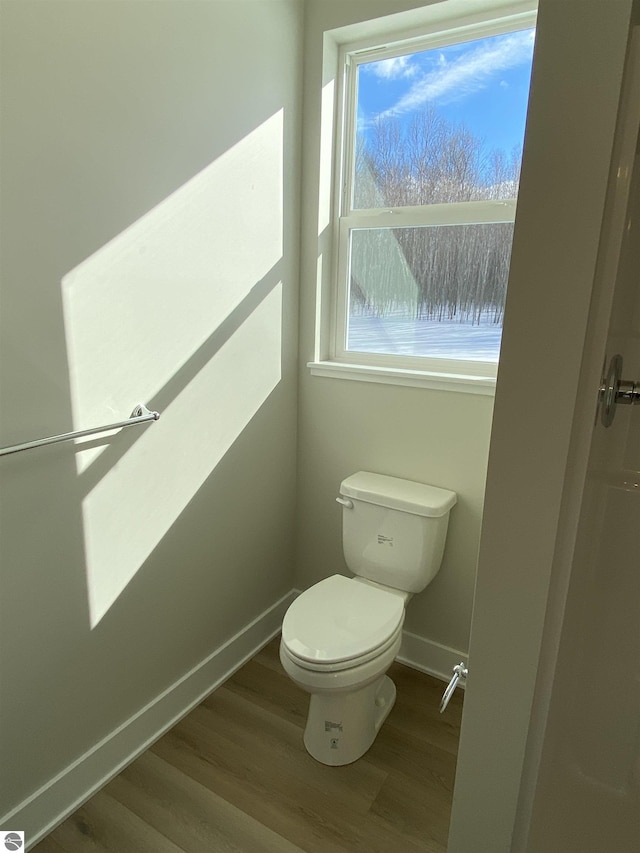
0,403,160,457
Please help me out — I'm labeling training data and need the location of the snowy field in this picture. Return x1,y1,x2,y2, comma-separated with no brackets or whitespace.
347,314,502,361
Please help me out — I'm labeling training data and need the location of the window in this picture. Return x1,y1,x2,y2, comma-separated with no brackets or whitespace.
315,11,536,392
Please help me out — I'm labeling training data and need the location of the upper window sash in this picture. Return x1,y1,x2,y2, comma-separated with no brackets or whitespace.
339,11,536,219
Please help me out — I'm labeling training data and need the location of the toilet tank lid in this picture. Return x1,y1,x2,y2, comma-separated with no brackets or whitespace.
340,472,457,517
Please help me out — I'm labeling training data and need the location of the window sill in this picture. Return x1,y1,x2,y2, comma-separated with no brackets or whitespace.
308,361,496,395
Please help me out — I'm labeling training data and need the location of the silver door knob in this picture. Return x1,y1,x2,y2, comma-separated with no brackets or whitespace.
600,354,640,427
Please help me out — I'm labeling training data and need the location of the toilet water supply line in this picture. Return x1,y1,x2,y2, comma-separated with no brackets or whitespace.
440,662,468,713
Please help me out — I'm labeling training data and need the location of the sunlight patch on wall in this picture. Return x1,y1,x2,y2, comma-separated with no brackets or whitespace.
82,283,282,628
59,110,285,627
62,110,284,473
318,78,335,234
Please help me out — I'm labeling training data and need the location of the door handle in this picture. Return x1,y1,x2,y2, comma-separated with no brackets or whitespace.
600,354,640,427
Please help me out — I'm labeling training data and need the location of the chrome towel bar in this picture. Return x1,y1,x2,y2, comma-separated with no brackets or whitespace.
0,403,160,458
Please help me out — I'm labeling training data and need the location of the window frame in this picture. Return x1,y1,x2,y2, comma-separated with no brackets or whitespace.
321,10,537,390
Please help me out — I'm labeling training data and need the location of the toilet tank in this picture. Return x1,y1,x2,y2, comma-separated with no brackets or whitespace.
339,472,457,593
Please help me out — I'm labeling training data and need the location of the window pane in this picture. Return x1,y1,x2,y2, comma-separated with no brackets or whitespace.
353,28,535,209
346,224,514,361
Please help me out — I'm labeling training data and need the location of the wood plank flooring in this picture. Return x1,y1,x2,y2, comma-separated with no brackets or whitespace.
33,637,463,852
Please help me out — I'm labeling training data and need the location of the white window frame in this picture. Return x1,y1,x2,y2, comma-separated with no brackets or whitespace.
311,9,537,394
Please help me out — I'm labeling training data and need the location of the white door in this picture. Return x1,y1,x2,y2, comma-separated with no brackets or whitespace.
447,3,640,851
523,27,640,850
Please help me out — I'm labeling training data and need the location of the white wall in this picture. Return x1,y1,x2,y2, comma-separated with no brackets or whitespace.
297,0,504,672
0,0,302,837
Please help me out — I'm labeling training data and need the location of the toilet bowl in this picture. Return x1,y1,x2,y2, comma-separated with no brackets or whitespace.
280,574,407,765
280,471,456,766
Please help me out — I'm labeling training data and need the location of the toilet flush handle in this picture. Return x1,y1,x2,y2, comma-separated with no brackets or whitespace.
336,496,354,509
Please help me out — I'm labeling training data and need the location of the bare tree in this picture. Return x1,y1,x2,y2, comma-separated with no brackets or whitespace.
351,108,518,325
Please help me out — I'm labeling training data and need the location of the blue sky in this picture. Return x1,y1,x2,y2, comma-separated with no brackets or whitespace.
357,27,535,156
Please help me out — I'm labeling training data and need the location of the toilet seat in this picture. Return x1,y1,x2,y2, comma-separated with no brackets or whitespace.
281,624,403,673
281,575,405,670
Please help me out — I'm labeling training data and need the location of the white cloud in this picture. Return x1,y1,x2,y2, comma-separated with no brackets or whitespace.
374,29,534,121
365,54,417,80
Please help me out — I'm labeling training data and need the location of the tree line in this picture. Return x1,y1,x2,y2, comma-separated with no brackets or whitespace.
350,106,520,324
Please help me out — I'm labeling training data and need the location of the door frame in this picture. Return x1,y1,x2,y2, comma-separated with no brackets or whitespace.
447,1,637,850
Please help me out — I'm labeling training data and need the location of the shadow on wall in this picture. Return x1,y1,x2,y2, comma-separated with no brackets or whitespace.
58,110,285,628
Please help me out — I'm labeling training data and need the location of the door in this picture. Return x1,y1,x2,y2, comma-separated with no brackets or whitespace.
523,28,640,850
447,3,640,851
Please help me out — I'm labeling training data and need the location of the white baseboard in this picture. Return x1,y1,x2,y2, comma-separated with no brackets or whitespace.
397,629,468,683
4,590,294,851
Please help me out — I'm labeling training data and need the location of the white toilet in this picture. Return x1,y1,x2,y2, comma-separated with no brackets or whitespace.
280,471,456,766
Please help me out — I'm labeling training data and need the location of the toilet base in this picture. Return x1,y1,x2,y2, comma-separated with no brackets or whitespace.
303,674,396,766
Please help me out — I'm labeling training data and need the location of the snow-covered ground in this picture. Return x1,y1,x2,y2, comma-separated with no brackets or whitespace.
347,313,502,361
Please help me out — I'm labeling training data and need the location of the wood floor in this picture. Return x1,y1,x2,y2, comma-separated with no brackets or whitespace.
33,636,463,852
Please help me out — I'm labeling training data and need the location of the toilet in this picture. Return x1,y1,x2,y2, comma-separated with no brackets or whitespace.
280,471,456,766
